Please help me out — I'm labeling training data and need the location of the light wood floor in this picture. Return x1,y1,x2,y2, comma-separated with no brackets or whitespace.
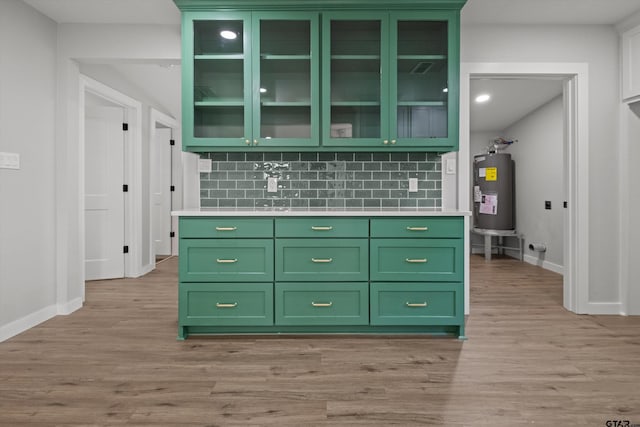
1,255,639,426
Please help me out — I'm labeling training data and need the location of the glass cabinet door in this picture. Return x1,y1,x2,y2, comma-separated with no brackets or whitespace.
186,13,252,147
323,13,389,147
254,13,319,147
391,12,456,148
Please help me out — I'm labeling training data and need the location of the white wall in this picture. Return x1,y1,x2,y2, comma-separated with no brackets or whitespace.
0,0,60,340
461,23,621,306
504,96,564,272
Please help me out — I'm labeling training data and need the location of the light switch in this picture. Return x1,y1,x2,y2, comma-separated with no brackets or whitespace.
0,152,20,170
445,158,457,175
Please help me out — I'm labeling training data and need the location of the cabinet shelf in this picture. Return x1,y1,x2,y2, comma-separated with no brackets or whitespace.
397,54,446,60
195,54,245,60
331,55,381,60
331,101,380,107
195,100,245,107
261,54,311,60
261,101,312,107
397,101,445,106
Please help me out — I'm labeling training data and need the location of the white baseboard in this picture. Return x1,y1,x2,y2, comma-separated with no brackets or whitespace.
138,263,155,277
580,302,624,315
57,297,83,315
0,305,57,343
0,298,85,343
471,248,565,275
523,254,564,275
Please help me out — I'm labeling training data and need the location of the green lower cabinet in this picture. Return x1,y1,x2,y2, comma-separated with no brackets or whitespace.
275,238,368,282
370,282,463,326
370,238,463,282
179,282,274,326
275,282,369,325
180,238,274,282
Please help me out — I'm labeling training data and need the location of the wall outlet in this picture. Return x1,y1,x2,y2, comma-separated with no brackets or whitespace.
267,177,278,193
408,178,418,192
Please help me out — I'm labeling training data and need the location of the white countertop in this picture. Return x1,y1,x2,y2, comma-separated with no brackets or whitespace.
172,208,471,217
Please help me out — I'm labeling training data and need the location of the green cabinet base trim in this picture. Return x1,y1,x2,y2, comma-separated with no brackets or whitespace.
177,325,465,340
178,215,466,340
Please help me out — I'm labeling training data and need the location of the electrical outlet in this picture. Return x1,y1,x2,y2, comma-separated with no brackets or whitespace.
267,177,278,193
408,178,418,192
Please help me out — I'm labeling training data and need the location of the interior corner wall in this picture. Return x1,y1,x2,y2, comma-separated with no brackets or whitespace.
461,23,621,306
0,0,58,340
503,96,564,272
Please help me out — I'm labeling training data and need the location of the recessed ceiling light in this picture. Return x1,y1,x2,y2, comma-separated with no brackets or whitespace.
220,30,237,40
475,94,491,103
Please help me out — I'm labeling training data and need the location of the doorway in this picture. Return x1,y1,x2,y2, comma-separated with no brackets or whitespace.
84,93,126,280
468,77,564,274
80,75,144,287
460,63,590,314
149,108,180,264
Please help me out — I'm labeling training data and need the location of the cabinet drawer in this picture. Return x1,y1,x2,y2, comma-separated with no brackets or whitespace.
180,217,273,238
370,217,463,238
180,239,274,282
180,283,273,326
275,282,368,325
370,239,462,282
275,239,368,281
275,218,368,238
370,282,462,325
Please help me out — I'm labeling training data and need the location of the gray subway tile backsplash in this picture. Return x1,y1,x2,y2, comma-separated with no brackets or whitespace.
199,152,442,208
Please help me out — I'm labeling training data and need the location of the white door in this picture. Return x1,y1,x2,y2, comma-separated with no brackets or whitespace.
84,104,125,280
152,126,173,257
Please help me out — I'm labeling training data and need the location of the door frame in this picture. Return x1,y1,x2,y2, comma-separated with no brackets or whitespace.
149,107,180,262
459,62,590,314
79,75,143,293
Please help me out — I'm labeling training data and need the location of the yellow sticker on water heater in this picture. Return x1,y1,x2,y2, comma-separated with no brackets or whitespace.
485,167,497,181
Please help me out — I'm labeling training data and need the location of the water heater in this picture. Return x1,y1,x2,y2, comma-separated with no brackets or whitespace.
473,152,514,230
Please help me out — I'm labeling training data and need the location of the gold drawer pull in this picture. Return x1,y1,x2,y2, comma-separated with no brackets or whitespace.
216,302,238,308
215,226,237,231
312,258,333,263
311,302,333,307
406,302,428,308
405,258,427,263
216,258,238,263
311,226,333,231
406,226,428,231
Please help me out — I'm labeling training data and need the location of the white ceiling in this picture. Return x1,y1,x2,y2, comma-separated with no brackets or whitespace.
21,0,640,132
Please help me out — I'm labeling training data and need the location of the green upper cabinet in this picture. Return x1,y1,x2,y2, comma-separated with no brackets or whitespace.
322,11,459,151
182,11,319,150
175,1,464,152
